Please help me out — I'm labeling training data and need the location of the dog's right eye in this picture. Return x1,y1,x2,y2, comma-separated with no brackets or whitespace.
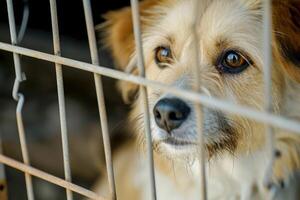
154,46,172,67
216,50,252,74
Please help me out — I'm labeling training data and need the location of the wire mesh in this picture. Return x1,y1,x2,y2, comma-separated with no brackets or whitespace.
0,0,300,200
1,42,299,133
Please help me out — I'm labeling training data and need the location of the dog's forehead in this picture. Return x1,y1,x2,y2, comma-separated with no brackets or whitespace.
155,0,262,42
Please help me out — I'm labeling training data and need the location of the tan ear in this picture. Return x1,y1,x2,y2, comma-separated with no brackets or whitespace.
273,0,300,83
99,0,159,104
101,7,134,69
100,0,159,69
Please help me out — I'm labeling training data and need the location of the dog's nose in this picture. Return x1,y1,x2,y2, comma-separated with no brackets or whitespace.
153,98,190,132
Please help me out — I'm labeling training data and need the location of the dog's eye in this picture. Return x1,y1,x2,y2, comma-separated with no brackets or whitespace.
217,50,251,74
155,46,172,66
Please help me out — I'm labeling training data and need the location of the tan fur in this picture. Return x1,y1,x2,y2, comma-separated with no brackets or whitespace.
95,0,300,199
91,141,141,200
272,0,300,83
99,0,164,103
273,133,300,181
271,1,300,188
100,0,158,68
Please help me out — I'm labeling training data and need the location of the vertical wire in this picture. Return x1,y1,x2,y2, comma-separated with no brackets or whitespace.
130,0,157,199
6,0,35,199
17,0,29,43
263,1,275,199
49,0,73,199
82,0,116,199
192,0,207,199
263,0,275,172
16,96,35,200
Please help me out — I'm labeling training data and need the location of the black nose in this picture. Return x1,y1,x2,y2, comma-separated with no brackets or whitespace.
153,98,190,133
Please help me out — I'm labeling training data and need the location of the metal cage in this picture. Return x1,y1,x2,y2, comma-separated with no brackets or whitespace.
0,0,300,200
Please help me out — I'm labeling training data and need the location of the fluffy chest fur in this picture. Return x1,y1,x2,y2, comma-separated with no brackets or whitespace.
106,143,269,200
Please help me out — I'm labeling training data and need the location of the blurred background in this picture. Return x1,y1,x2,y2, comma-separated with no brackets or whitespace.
0,0,131,199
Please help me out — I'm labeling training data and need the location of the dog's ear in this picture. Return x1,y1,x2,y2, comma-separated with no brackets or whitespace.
273,0,300,83
101,7,134,69
99,0,159,103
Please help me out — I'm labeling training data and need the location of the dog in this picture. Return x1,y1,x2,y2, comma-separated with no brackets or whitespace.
94,0,300,199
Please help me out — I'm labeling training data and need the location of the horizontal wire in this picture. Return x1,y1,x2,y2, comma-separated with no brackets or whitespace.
0,42,300,134
0,154,107,200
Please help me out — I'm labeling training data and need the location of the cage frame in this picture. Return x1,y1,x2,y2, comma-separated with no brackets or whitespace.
0,0,300,200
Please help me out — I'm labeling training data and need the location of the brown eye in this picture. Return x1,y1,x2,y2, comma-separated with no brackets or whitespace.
217,50,251,74
155,46,172,67
225,52,246,67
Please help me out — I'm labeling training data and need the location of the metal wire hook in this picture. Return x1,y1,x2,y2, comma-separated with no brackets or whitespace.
10,0,29,100
6,0,34,199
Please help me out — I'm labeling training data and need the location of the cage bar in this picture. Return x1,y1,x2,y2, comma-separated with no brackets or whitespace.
5,0,35,199
49,0,73,199
82,0,117,199
130,0,157,199
263,0,274,156
1,42,299,134
263,1,277,199
0,154,108,200
191,0,208,199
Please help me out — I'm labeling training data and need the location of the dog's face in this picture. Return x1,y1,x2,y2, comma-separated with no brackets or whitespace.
102,0,300,159
133,0,270,158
